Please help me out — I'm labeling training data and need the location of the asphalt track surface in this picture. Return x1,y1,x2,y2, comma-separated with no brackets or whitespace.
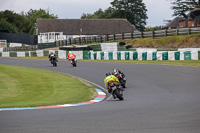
0,58,200,133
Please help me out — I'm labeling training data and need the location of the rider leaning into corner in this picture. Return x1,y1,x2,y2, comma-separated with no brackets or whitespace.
112,68,124,76
104,72,120,97
48,52,58,63
67,51,77,62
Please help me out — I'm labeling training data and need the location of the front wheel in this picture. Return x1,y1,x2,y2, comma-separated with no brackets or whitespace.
53,61,57,67
113,89,124,100
72,59,76,67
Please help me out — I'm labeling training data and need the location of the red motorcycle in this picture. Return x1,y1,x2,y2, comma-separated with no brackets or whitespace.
115,74,126,88
68,55,77,67
109,82,124,100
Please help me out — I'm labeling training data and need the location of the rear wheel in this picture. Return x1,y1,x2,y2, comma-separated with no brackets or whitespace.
120,79,126,88
113,89,124,100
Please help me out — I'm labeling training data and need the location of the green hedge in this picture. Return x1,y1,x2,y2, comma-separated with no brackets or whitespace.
198,51,200,60
9,52,17,57
30,51,37,57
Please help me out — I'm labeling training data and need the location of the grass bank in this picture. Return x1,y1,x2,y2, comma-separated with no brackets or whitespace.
123,34,200,48
0,64,97,108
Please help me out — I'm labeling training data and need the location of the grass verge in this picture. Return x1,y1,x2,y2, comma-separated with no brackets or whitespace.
0,64,97,108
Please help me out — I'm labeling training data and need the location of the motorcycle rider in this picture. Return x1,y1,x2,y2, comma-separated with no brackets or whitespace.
104,72,120,98
112,67,126,88
67,51,77,62
112,68,124,76
48,52,58,63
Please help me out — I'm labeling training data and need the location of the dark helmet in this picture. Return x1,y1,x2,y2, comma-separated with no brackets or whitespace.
113,68,118,73
106,72,111,76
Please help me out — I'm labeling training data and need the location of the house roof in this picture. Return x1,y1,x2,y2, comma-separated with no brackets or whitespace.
36,19,137,35
190,8,200,18
163,17,185,28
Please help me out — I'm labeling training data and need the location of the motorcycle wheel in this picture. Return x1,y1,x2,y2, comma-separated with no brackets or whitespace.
113,89,124,100
72,60,76,67
52,61,57,67
120,79,126,88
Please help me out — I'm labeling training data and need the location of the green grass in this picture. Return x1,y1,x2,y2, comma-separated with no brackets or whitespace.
123,33,200,48
0,64,97,108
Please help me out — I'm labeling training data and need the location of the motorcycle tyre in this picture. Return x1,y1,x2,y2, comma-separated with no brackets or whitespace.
120,79,126,88
72,59,76,67
113,89,124,101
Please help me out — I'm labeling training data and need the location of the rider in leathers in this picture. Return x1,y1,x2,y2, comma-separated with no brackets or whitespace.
112,68,124,76
48,52,58,63
104,72,119,98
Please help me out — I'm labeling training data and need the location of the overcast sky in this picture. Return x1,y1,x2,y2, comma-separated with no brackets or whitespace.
0,0,174,27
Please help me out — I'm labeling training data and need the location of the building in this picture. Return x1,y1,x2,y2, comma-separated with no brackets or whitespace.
163,17,185,29
36,19,137,43
163,8,200,29
190,8,200,27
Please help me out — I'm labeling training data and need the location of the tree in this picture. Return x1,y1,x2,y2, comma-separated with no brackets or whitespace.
0,10,27,33
170,0,200,27
0,19,18,33
110,0,148,31
81,0,148,31
170,0,200,16
0,9,58,35
81,8,114,19
25,9,58,35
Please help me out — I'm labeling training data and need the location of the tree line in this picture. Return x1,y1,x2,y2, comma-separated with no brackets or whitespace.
0,0,199,35
0,9,57,35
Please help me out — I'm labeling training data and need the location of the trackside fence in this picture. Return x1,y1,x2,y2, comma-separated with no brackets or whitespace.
55,27,200,46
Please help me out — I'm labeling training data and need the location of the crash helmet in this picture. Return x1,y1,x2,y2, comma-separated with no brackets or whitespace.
69,51,72,54
113,68,118,73
106,72,111,76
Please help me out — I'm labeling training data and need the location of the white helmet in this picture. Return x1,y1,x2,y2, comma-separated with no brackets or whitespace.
113,68,118,73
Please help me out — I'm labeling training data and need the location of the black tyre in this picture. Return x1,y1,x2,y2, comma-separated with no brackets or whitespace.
52,61,57,67
113,89,124,100
120,79,126,88
72,60,76,67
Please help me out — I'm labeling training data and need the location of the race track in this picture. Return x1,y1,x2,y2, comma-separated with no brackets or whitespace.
0,58,200,133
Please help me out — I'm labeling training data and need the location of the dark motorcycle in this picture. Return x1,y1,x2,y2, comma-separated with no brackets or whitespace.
51,56,57,67
108,82,124,100
115,74,126,88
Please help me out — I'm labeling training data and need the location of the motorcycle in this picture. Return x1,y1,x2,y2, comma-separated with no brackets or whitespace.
50,56,57,67
115,73,126,88
68,55,77,67
108,82,124,100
